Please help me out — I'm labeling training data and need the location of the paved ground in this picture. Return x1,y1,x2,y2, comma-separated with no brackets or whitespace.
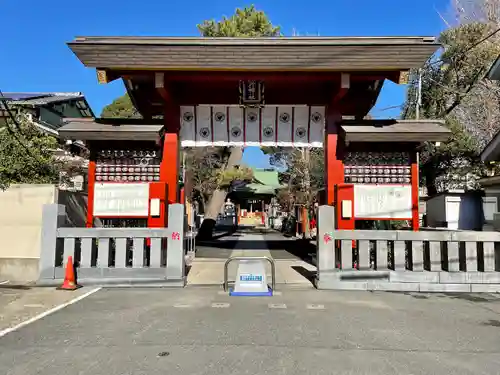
187,228,316,286
2,287,500,374
0,284,93,333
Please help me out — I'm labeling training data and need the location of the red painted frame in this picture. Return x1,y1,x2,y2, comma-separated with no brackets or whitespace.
84,71,421,232
333,151,419,231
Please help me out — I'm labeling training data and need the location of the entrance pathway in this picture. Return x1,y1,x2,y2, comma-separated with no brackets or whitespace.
187,228,316,287
2,287,500,374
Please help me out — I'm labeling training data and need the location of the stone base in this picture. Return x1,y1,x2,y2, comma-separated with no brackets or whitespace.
0,257,39,282
316,276,500,293
36,276,187,288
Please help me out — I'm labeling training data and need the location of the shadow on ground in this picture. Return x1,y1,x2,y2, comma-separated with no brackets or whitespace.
291,266,316,284
0,285,31,290
194,227,316,265
390,291,500,303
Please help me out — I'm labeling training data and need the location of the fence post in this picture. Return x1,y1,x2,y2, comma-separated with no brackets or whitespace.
38,204,66,280
166,203,186,283
316,205,336,286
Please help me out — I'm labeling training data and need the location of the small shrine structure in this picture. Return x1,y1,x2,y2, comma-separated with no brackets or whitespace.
59,36,450,230
229,168,284,226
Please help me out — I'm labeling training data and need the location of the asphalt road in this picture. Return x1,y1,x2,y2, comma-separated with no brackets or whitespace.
2,287,500,374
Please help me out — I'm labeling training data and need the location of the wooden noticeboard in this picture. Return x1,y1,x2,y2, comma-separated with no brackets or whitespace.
93,183,149,217
354,184,412,219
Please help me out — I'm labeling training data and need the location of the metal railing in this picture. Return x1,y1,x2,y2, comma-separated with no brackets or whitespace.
223,256,276,292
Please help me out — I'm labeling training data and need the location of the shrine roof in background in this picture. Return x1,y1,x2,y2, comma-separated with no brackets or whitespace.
67,36,438,71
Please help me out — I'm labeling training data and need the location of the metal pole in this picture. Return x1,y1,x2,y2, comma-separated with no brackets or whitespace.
182,151,186,185
223,256,276,292
416,69,422,120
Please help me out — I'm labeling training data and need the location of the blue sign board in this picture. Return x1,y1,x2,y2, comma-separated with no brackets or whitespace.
240,274,263,282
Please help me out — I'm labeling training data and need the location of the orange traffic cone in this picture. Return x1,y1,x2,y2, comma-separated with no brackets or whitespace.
58,256,81,290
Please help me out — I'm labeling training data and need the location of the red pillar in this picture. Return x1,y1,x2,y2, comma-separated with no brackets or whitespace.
325,107,345,229
160,104,180,206
411,151,420,231
180,187,185,205
86,159,96,228
301,206,308,235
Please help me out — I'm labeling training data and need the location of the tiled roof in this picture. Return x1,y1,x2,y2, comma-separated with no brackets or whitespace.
1,92,84,106
252,168,281,187
0,92,94,117
68,36,439,71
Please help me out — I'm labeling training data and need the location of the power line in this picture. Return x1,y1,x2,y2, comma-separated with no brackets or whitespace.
403,26,500,119
371,104,403,112
427,26,500,68
461,26,500,56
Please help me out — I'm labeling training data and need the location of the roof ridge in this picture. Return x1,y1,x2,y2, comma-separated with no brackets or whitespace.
2,92,82,98
72,36,437,43
50,92,82,96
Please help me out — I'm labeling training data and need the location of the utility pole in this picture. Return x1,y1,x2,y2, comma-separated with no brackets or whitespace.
416,69,422,120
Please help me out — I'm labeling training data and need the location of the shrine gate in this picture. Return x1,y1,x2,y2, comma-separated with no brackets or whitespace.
60,36,450,231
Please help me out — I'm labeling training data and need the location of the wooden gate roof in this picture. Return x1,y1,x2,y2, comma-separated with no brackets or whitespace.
67,36,440,119
68,36,438,71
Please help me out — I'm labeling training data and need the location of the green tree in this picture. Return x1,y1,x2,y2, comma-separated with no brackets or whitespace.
184,147,253,213
263,147,324,207
0,115,62,190
262,147,324,236
197,5,280,37
101,94,139,118
403,2,500,195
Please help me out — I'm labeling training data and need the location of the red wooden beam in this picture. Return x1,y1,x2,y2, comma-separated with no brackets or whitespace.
164,72,392,83
117,70,398,84
175,87,332,106
332,87,348,105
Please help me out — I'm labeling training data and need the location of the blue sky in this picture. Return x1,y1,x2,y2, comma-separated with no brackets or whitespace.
0,0,449,167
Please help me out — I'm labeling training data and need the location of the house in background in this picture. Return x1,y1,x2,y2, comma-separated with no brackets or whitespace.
0,92,93,135
0,92,94,191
